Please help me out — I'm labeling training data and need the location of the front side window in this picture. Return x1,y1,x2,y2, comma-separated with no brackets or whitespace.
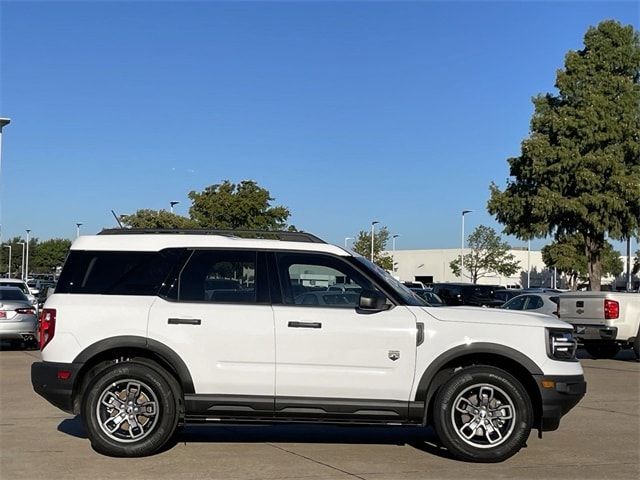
277,253,379,307
178,250,257,303
503,295,526,310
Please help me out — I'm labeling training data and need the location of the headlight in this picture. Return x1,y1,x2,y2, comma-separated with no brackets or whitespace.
546,328,577,361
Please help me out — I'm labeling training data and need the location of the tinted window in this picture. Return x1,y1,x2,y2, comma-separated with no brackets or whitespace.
178,250,257,303
277,253,379,308
503,295,526,310
56,250,180,295
525,296,544,310
0,288,28,301
0,282,28,294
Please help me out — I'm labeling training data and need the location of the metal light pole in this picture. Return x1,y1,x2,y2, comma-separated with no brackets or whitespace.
392,234,400,274
76,223,83,239
170,201,180,214
627,237,632,291
527,239,531,288
3,244,11,277
460,210,472,281
25,229,31,281
370,221,379,261
344,237,352,248
0,118,11,246
18,242,25,280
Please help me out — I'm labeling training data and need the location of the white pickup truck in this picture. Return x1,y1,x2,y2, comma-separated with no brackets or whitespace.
558,292,640,359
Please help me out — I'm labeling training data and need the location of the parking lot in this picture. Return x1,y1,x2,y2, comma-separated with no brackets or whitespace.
0,345,638,480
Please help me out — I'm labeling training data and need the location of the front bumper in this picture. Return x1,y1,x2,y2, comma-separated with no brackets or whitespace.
535,374,586,431
31,361,83,413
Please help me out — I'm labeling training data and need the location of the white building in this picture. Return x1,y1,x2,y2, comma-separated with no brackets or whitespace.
387,248,546,288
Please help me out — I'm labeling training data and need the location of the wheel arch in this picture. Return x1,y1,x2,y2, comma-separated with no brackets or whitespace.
416,343,543,427
71,336,195,414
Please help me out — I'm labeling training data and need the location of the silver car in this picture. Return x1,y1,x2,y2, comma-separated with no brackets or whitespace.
500,292,560,317
0,287,38,347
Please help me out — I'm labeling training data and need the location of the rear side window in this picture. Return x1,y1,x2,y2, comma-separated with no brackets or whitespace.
56,250,181,295
177,250,258,304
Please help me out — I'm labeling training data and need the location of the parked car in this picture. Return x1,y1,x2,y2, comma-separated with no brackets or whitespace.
0,278,39,307
521,288,563,294
558,291,640,359
500,293,560,317
410,288,445,306
493,289,523,303
431,283,504,307
32,228,585,462
0,286,38,347
402,281,428,289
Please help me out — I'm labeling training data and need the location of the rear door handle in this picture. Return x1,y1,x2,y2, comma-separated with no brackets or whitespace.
288,321,322,329
168,318,201,326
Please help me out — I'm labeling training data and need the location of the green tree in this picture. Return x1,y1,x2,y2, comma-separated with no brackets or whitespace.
188,180,293,230
488,20,640,291
449,225,520,283
0,237,26,278
351,226,393,270
122,209,198,229
542,234,624,289
30,238,72,273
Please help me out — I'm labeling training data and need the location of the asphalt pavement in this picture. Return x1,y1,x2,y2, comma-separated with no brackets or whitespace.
0,344,638,480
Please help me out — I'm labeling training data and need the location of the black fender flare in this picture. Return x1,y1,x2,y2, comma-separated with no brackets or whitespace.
73,335,195,394
414,342,543,416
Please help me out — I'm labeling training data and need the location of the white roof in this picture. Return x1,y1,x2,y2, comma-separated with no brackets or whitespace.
71,234,349,256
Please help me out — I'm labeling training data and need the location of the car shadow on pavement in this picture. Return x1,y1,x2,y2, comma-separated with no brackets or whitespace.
0,340,37,351
57,416,457,460
576,347,639,362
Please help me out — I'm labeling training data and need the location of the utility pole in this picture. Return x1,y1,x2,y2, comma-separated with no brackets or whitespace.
460,210,472,281
3,244,10,277
25,229,31,281
392,234,400,274
370,221,379,261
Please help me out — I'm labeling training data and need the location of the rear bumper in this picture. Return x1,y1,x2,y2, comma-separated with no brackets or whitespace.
572,324,618,342
31,361,82,414
0,317,37,339
535,374,586,431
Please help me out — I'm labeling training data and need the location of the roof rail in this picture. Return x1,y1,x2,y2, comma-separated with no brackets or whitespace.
97,228,326,244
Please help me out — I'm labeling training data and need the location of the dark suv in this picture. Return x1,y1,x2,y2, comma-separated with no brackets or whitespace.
431,283,503,307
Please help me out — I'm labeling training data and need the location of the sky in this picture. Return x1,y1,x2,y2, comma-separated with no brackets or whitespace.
0,0,638,252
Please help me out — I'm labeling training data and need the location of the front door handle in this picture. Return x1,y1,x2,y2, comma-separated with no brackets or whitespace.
288,321,322,329
168,318,201,326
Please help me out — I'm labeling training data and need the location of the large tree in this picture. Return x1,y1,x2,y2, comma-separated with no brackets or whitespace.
122,209,198,229
30,238,72,273
542,234,624,289
188,180,293,230
488,20,640,291
449,225,520,283
352,226,393,270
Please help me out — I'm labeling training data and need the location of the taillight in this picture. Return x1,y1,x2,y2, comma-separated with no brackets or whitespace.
604,299,619,320
39,308,56,350
15,307,36,315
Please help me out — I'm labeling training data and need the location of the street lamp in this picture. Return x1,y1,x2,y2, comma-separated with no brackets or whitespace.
370,221,379,261
392,234,400,274
170,201,180,214
460,210,473,281
17,242,25,280
0,118,11,247
3,244,11,277
527,239,531,288
25,229,31,281
344,237,352,248
76,223,83,239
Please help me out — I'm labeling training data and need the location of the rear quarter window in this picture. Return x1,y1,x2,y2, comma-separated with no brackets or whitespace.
56,249,182,295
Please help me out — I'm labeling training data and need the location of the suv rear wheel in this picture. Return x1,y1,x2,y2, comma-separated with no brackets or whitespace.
433,366,533,462
81,362,178,457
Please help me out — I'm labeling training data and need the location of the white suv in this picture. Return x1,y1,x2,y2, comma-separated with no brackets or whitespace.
31,229,586,462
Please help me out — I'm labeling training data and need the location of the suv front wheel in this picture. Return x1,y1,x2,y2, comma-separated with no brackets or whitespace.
81,362,179,457
433,366,533,462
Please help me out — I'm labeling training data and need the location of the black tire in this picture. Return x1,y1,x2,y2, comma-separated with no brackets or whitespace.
81,362,179,457
584,342,620,359
433,366,533,463
633,327,640,360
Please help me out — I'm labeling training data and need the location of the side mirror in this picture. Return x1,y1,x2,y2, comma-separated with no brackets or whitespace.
358,290,389,312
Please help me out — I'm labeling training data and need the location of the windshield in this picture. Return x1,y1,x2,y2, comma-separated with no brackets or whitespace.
0,282,28,294
353,257,424,306
0,288,28,301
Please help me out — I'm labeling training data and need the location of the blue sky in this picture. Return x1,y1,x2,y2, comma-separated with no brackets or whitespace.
1,0,638,252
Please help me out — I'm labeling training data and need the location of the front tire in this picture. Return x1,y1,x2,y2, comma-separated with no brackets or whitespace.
433,366,533,463
81,362,178,457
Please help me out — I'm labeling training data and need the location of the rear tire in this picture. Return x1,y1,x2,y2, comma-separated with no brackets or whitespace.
81,362,178,457
584,342,620,359
433,366,533,463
